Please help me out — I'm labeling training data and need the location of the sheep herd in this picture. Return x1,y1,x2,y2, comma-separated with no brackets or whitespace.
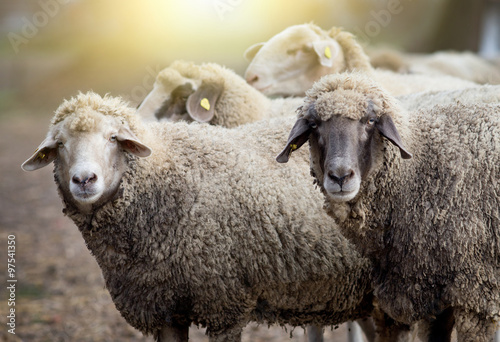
22,23,499,342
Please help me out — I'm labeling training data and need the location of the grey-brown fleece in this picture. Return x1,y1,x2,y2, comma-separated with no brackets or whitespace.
302,72,500,341
51,92,373,339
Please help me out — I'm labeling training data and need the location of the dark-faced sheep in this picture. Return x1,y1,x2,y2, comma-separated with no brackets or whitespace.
278,72,500,342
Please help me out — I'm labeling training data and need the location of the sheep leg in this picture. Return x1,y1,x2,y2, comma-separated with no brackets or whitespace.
372,308,411,342
156,323,189,342
454,309,497,342
307,325,324,342
427,307,454,342
208,326,242,342
356,317,376,342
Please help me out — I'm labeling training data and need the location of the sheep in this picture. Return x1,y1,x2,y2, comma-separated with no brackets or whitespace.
137,59,378,342
136,60,374,342
368,49,500,85
396,84,500,112
243,23,478,97
136,60,304,127
277,72,500,342
21,91,382,342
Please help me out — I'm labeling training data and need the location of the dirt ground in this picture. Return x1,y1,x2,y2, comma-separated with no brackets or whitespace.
0,107,357,342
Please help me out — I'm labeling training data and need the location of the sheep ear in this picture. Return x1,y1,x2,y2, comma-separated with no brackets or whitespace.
276,118,312,163
154,83,194,120
186,83,223,123
116,127,152,157
244,42,264,61
312,40,340,67
376,115,412,159
136,85,168,121
21,136,58,171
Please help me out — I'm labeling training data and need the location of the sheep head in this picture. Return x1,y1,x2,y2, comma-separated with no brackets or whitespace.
137,61,222,123
277,73,411,202
137,61,264,126
244,24,345,97
22,92,152,213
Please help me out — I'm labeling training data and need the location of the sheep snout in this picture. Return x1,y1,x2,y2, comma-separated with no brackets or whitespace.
69,166,105,204
72,172,98,187
244,70,273,92
327,169,355,187
324,166,360,202
245,72,259,86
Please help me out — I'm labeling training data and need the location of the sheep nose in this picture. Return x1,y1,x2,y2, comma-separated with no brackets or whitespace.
72,173,97,186
246,73,259,85
328,170,354,187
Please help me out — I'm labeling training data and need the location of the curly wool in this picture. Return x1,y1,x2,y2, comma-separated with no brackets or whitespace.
144,60,303,128
165,61,271,127
54,93,373,337
52,92,144,134
303,72,404,124
396,84,500,112
327,27,372,72
306,74,500,340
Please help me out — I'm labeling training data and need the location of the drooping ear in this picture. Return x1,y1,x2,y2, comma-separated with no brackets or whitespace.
376,115,412,159
154,83,194,120
312,40,340,67
243,42,264,61
21,136,59,171
276,118,312,163
116,126,152,157
136,85,168,121
186,83,223,123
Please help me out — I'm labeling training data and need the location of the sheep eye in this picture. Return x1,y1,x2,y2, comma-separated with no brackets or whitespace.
109,135,117,142
57,141,64,148
367,118,376,125
309,121,318,129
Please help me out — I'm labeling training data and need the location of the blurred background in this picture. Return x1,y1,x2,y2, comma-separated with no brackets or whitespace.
1,0,499,111
0,0,499,341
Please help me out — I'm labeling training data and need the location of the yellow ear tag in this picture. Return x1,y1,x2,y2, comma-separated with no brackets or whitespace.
290,143,298,151
324,46,332,59
200,98,210,111
38,151,46,160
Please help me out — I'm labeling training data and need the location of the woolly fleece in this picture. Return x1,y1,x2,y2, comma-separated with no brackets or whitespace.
244,24,478,97
396,84,500,112
302,73,500,341
51,92,373,338
140,60,303,127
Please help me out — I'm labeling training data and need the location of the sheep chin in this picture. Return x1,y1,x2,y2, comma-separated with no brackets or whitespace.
69,180,105,205
71,189,102,205
325,190,358,203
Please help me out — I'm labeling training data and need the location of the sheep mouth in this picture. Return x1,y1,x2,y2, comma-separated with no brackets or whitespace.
326,190,358,202
71,188,102,204
252,83,273,93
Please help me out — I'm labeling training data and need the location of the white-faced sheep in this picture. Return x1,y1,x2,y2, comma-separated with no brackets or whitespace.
368,49,500,85
22,92,381,342
244,23,478,97
136,60,303,127
277,72,500,342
